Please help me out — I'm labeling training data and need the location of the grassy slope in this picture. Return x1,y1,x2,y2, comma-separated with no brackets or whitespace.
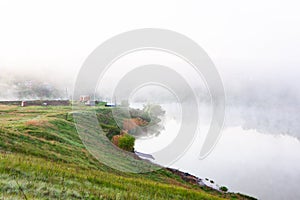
0,105,254,200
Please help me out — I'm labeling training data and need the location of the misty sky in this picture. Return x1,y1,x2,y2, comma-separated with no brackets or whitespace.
0,0,299,81
0,0,299,134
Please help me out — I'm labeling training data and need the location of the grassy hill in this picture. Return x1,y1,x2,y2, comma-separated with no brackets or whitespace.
0,105,255,199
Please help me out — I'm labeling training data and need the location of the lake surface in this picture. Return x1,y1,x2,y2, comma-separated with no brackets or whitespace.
134,104,300,200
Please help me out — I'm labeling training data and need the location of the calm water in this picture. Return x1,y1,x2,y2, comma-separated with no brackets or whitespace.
134,103,300,200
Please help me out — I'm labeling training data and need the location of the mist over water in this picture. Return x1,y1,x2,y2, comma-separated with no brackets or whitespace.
1,60,300,200
129,71,300,200
173,126,300,200
133,101,300,200
1,45,299,200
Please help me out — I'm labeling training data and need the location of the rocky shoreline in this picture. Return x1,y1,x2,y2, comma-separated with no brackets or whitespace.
166,167,257,200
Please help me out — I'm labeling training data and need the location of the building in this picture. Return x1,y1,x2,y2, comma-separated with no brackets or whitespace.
80,95,90,102
85,100,97,106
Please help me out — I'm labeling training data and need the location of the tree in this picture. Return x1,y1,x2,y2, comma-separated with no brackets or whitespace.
143,104,165,119
117,133,135,152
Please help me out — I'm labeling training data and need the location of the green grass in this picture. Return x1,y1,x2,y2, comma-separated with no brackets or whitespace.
0,105,254,199
0,153,226,200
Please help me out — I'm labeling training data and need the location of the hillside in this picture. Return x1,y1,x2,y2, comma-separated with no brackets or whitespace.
0,105,255,199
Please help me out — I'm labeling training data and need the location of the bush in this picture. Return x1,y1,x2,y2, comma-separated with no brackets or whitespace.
220,186,228,192
118,134,135,152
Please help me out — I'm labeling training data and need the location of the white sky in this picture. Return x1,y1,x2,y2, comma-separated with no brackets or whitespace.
0,0,299,101
0,0,299,78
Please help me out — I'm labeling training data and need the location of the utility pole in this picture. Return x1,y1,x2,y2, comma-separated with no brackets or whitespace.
65,88,68,100
114,95,117,106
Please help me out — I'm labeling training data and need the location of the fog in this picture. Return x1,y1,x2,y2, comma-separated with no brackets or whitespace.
2,63,299,139
0,68,71,100
1,1,300,199
223,71,300,139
